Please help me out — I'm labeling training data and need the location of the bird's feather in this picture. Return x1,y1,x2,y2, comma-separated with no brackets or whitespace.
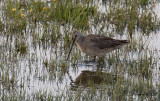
88,34,129,49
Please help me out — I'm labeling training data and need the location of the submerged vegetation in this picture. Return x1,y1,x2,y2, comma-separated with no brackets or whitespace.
0,0,160,100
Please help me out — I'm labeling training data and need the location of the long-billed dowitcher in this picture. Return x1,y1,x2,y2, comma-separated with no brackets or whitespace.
67,31,129,60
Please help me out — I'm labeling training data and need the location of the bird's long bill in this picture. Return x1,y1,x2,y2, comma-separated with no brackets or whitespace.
66,39,76,60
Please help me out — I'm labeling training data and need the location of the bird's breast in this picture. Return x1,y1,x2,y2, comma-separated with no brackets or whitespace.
76,43,86,53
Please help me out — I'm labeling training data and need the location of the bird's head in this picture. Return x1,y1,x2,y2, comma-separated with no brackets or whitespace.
71,31,82,42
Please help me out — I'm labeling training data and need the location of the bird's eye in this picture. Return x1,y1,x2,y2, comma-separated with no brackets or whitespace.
75,34,77,38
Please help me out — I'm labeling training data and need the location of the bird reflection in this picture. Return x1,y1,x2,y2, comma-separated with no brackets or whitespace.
70,70,117,90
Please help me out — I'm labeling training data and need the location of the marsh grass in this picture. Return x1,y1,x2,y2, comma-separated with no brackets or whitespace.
0,0,160,101
0,20,4,31
15,40,27,54
3,0,97,33
106,0,159,34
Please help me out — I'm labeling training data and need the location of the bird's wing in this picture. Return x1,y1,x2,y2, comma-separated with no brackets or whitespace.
88,35,128,49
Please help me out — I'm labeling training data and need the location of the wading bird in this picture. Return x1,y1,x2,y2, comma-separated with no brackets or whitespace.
67,31,129,60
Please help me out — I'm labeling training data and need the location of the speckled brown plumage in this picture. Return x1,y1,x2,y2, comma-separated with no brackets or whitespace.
87,34,129,49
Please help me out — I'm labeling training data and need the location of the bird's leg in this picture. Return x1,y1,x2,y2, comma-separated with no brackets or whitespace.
92,56,96,62
98,57,105,65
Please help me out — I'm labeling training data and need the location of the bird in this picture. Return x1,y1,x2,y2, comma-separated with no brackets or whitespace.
66,31,129,60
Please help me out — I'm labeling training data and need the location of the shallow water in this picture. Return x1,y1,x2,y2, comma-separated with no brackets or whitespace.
0,0,160,100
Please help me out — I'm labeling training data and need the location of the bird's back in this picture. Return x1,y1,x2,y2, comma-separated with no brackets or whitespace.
86,34,128,49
